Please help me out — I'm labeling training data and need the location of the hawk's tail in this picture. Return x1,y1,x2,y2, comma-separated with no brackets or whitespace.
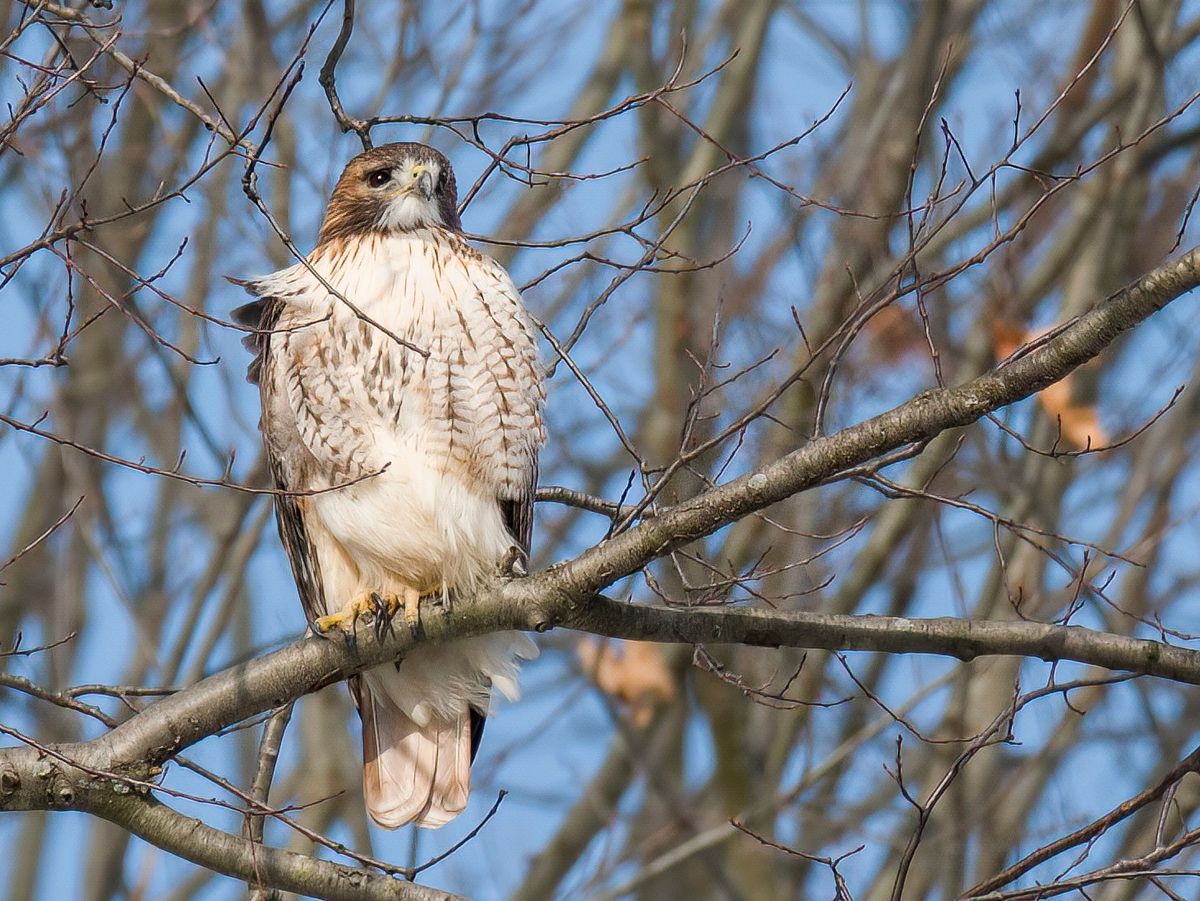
358,681,473,829
352,632,537,829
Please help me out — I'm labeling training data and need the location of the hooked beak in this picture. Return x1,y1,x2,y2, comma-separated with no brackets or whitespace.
410,164,434,200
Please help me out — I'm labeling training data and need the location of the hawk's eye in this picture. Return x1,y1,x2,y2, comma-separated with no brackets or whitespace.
366,168,392,188
436,169,449,191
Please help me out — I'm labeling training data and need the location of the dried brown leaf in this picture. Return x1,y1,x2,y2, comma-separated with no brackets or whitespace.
578,639,677,726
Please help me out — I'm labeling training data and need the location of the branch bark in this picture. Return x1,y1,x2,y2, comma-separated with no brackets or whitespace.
0,736,458,901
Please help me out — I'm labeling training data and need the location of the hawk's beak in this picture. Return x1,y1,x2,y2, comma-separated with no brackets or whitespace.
410,165,434,200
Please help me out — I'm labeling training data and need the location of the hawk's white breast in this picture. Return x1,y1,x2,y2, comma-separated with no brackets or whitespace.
260,228,544,598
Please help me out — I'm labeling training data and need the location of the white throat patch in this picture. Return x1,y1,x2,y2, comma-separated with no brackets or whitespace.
379,192,443,231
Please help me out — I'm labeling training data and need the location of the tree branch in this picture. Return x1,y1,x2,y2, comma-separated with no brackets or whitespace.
93,793,458,901
0,736,460,900
534,244,1200,601
48,595,1200,787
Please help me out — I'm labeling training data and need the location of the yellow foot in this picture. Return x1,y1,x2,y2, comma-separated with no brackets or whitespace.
314,588,421,640
314,592,376,634
401,585,421,634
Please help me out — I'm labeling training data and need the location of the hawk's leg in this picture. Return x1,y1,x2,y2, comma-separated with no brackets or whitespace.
314,588,413,639
400,585,421,635
369,592,399,642
314,592,375,635
363,589,421,641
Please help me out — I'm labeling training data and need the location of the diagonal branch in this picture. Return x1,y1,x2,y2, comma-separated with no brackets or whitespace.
0,730,460,901
535,244,1200,601
69,597,1200,783
95,793,459,901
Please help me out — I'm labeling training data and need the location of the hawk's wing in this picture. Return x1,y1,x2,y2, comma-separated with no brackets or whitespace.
500,463,537,562
232,287,328,625
471,252,544,565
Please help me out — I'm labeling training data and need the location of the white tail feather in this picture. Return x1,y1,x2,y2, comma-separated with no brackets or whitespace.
358,632,537,829
360,685,470,829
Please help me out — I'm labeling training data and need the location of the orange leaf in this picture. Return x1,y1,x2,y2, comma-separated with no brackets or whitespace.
578,639,677,726
991,322,1107,450
866,304,923,361
991,320,1027,360
1039,379,1108,449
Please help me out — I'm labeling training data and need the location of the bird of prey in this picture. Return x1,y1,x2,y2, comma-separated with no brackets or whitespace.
233,142,544,829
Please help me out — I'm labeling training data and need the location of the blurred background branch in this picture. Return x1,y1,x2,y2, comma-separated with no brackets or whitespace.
5,0,1200,899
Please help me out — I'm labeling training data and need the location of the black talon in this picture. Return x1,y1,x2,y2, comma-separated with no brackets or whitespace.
408,601,424,639
344,607,362,652
371,592,395,642
368,593,384,641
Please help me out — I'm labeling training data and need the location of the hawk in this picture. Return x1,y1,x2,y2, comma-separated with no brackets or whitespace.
233,142,544,829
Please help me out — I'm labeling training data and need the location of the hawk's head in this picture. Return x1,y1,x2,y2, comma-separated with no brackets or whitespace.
317,142,461,246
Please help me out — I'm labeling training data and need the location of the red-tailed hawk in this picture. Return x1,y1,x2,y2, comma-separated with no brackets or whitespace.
233,142,544,828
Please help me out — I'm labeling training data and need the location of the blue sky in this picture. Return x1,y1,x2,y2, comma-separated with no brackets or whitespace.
5,1,1200,898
